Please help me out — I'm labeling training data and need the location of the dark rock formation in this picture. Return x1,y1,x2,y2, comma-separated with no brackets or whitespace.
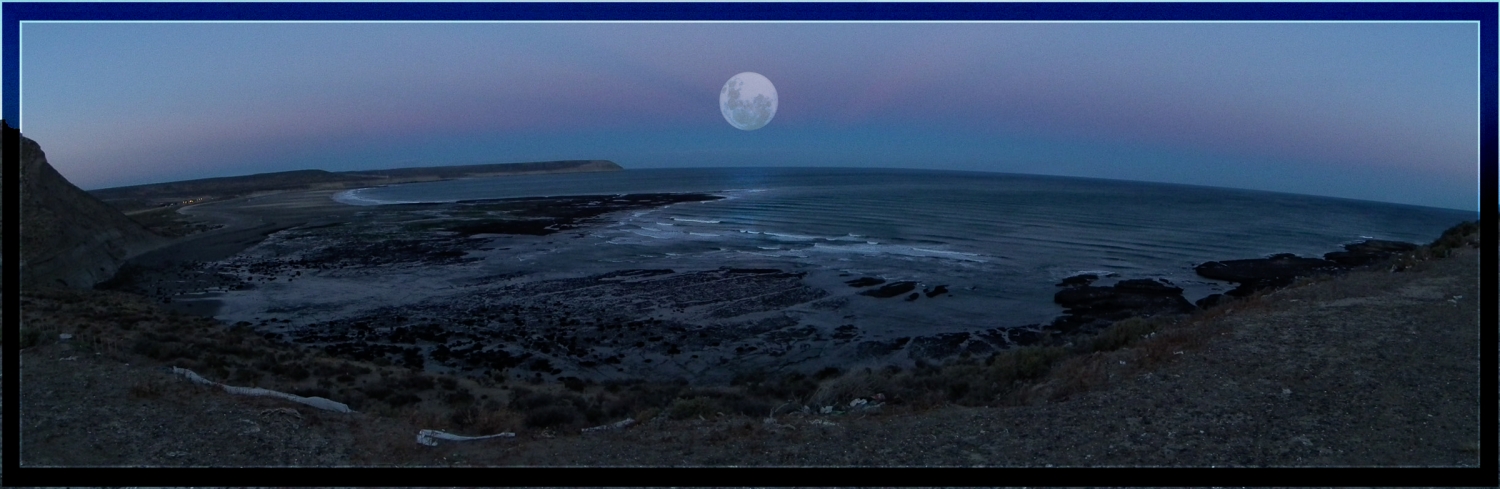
444,193,723,237
726,268,782,274
845,276,885,288
1050,278,1195,334
858,281,917,298
1323,239,1420,267
9,136,167,288
853,337,910,359
1194,253,1346,296
1056,274,1098,287
906,332,971,359
924,285,949,298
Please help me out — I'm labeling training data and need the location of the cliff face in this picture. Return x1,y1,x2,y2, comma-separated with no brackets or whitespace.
10,136,166,288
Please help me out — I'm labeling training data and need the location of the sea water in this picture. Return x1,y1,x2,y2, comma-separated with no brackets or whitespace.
336,167,1475,328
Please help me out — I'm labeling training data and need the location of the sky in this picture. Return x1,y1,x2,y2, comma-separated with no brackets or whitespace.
18,20,1480,210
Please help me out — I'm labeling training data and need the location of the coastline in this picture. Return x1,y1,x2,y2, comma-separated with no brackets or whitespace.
18,235,1480,467
98,185,1463,389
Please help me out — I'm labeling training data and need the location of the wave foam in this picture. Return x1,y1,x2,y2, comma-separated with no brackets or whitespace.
765,232,818,241
671,217,721,224
331,188,433,206
807,243,988,262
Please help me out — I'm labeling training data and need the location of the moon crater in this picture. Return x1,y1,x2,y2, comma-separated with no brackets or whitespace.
720,72,778,131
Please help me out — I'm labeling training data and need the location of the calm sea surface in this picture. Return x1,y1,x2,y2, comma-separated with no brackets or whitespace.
335,167,1475,328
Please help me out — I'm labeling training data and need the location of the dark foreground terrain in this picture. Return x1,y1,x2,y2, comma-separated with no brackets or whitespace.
15,234,1480,468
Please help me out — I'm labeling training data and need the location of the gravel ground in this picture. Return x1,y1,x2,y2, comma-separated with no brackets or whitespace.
390,247,1485,467
9,248,1485,477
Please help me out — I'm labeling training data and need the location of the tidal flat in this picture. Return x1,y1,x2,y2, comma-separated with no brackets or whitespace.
107,189,1044,386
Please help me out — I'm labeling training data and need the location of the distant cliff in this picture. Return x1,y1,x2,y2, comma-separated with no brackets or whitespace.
10,136,167,288
90,160,624,213
341,160,623,179
90,169,376,203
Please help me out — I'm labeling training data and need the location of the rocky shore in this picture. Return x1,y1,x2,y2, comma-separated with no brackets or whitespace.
97,183,1469,393
16,223,1481,469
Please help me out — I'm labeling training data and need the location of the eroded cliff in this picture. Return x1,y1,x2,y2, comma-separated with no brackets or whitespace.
10,136,166,288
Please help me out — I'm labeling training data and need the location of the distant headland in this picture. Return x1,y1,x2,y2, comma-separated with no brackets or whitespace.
88,159,623,214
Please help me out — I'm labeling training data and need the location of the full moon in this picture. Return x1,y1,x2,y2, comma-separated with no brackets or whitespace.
720,72,777,131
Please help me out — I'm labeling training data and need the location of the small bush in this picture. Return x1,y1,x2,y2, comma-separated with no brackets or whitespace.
398,374,435,391
989,346,1068,384
744,372,818,402
132,338,162,358
945,381,970,402
361,385,393,400
666,397,719,420
19,329,43,349
129,378,167,399
444,389,475,406
813,366,843,380
386,393,421,407
809,371,889,408
1089,317,1160,353
231,368,263,384
560,376,588,392
1429,220,1479,253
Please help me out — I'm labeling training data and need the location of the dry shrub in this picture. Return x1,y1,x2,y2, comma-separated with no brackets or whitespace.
447,405,520,434
524,405,579,428
988,345,1068,384
128,376,173,399
932,362,994,404
807,370,888,408
673,387,772,417
1040,353,1112,402
1088,317,1163,353
1136,321,1225,368
1428,220,1479,254
18,328,45,349
666,396,719,420
738,371,819,402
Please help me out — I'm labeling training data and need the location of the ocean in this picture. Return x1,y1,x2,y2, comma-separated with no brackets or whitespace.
334,167,1475,330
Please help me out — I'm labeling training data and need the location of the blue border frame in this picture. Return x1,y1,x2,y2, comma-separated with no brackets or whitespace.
2,3,1495,487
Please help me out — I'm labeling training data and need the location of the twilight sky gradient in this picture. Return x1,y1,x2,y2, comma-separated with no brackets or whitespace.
20,21,1478,210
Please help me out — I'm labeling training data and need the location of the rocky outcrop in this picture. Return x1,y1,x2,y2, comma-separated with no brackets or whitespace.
1050,278,1195,334
9,136,167,288
845,277,885,288
1194,253,1347,297
858,281,917,298
1323,240,1420,267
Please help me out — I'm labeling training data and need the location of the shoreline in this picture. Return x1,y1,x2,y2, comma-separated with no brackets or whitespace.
18,233,1481,466
98,186,1454,388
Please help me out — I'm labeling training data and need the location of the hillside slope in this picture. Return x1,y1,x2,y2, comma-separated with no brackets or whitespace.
11,136,167,288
